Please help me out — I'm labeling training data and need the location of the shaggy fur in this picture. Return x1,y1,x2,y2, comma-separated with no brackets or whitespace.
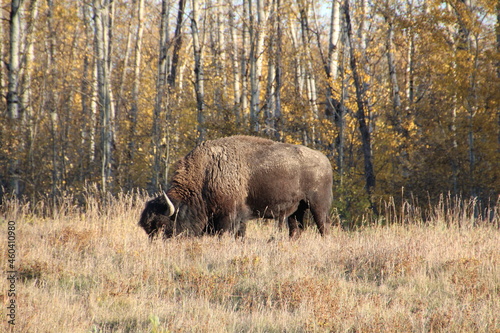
138,135,333,238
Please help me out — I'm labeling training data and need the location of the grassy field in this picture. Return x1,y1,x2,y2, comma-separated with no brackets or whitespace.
1,192,499,332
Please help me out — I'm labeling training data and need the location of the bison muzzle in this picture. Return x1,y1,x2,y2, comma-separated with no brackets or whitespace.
138,135,333,238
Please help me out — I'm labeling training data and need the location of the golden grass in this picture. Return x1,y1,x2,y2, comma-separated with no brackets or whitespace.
1,192,499,332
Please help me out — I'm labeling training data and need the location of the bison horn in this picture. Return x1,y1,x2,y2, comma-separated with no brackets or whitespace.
163,191,175,217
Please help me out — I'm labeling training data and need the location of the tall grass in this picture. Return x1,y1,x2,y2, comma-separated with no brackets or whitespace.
1,191,499,332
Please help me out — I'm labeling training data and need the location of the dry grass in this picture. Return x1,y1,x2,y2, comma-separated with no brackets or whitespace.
1,192,499,332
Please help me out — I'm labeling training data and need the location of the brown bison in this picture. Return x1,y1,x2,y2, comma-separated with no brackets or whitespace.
138,135,333,238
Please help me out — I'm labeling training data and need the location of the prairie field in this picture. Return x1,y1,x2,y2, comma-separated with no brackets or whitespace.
1,192,499,333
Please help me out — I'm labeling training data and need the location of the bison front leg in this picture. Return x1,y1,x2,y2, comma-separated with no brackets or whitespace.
236,220,247,238
212,214,244,237
287,201,308,239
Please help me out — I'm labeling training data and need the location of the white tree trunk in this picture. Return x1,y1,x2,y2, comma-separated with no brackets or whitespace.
93,0,115,192
191,0,206,141
129,0,145,159
169,0,186,89
274,1,282,141
249,0,267,132
405,0,415,106
298,1,319,144
133,0,145,87
7,0,21,120
7,0,22,195
345,0,376,201
214,0,226,106
21,0,39,193
325,0,344,180
20,0,39,123
118,8,134,109
152,0,171,190
241,0,249,115
386,18,402,114
289,21,304,96
264,0,282,140
228,0,241,123
81,3,98,165
328,0,341,81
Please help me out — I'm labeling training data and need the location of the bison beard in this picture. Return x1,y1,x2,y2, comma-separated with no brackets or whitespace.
138,135,333,239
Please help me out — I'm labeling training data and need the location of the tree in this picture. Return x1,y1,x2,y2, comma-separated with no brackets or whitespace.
263,0,282,140
125,0,145,189
385,11,402,123
325,0,345,182
228,0,242,123
168,0,187,89
93,0,115,192
152,0,172,191
7,0,21,121
248,0,267,132
191,0,206,142
344,0,376,203
6,0,22,195
81,2,98,173
328,0,341,81
298,0,319,145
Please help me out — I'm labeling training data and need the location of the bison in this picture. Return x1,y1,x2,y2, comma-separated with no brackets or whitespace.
138,135,333,239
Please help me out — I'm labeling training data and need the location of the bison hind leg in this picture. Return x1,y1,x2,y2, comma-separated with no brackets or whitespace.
310,202,331,236
287,200,308,239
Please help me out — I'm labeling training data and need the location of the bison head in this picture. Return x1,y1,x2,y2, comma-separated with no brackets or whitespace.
138,192,175,239
138,191,208,238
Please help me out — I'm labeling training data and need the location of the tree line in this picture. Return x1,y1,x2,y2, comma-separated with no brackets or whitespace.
1,0,499,218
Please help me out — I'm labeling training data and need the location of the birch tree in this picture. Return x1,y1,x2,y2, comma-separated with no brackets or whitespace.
328,0,341,81
212,0,227,108
6,0,22,195
271,0,283,139
168,0,187,89
81,3,98,169
298,0,319,144
380,2,413,190
7,0,21,121
326,0,345,180
191,0,206,141
344,0,376,202
405,0,415,107
93,0,115,192
117,5,134,112
19,0,38,122
228,0,241,123
152,0,171,190
263,0,282,139
288,13,305,97
129,0,145,158
298,3,317,116
248,0,267,132
240,0,250,114
22,1,38,194
385,14,402,119
46,0,62,196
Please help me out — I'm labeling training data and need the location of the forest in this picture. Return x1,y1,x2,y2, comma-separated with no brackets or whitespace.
1,0,499,219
